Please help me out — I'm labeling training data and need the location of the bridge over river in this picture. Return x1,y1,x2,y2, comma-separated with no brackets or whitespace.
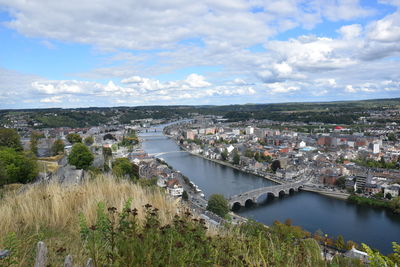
148,151,187,157
228,181,306,209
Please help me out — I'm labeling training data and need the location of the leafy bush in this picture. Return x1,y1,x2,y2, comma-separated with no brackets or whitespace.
0,147,38,185
68,143,94,170
112,158,139,180
207,194,229,218
51,139,65,156
66,133,82,144
0,128,23,151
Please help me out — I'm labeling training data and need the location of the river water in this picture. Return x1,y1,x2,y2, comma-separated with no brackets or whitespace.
140,128,400,254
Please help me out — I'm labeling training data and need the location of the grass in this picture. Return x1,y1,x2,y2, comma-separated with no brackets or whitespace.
0,175,178,266
0,175,397,266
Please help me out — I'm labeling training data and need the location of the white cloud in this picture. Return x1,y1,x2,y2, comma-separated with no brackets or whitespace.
40,95,63,103
367,11,400,42
185,74,211,88
266,83,300,94
338,24,362,39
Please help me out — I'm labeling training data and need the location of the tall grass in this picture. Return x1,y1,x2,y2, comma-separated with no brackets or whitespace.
0,175,178,265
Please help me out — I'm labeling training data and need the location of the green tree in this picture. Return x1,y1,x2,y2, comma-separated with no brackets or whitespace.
336,235,345,250
0,147,38,185
232,150,240,165
207,194,229,218
182,190,189,201
335,176,346,189
66,133,82,144
388,133,397,142
30,131,42,156
0,128,22,151
112,158,139,180
51,139,65,156
346,240,359,250
68,143,94,170
390,197,400,213
220,149,228,161
271,160,281,172
84,136,94,146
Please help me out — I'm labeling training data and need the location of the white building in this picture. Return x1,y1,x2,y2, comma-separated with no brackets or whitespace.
245,126,254,135
372,143,380,154
232,129,240,135
227,144,235,154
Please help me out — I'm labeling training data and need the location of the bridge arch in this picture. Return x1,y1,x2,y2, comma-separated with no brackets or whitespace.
245,199,255,207
256,192,275,204
278,190,285,197
232,202,241,211
289,188,295,195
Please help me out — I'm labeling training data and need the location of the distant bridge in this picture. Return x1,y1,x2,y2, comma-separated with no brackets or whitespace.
228,181,305,209
149,151,188,157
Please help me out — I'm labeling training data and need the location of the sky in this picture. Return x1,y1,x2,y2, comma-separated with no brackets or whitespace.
0,0,400,109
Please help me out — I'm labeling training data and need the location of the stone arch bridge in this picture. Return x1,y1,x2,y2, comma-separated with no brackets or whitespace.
228,181,305,209
148,151,187,157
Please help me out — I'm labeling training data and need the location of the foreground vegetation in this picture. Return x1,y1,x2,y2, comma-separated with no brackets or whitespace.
0,176,399,266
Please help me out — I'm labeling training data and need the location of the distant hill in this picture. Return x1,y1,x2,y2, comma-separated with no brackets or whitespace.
1,97,399,128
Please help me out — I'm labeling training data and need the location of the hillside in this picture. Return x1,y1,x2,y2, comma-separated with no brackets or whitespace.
0,175,383,266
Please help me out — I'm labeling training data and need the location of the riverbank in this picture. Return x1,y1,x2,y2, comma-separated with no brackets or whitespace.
301,186,350,200
348,194,400,214
176,142,284,185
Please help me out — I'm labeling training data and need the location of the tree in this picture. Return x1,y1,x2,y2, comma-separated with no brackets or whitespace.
51,139,65,155
84,136,94,146
346,240,359,250
220,149,228,161
182,190,189,201
0,147,38,185
30,131,43,156
388,133,397,142
207,194,229,218
232,151,240,165
336,235,345,250
271,160,281,172
112,158,139,180
386,193,392,200
66,133,82,144
335,177,346,189
103,133,117,141
0,128,22,151
68,143,94,170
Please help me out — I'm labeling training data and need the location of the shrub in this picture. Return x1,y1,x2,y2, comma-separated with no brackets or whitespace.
66,133,82,144
68,143,94,170
0,147,38,185
51,139,65,156
207,194,229,218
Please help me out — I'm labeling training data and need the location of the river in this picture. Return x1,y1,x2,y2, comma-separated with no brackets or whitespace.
140,127,400,254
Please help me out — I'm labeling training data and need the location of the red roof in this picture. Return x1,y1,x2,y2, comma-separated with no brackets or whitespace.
334,126,343,129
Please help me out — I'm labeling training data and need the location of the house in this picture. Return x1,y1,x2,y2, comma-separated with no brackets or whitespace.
227,144,235,154
343,247,369,264
166,178,183,197
364,183,381,195
384,184,400,198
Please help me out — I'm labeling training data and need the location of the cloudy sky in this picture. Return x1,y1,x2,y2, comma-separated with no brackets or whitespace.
0,0,400,109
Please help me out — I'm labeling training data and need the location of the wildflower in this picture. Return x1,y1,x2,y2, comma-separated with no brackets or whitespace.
144,203,152,209
107,207,117,213
90,225,97,231
175,241,183,248
131,208,138,216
